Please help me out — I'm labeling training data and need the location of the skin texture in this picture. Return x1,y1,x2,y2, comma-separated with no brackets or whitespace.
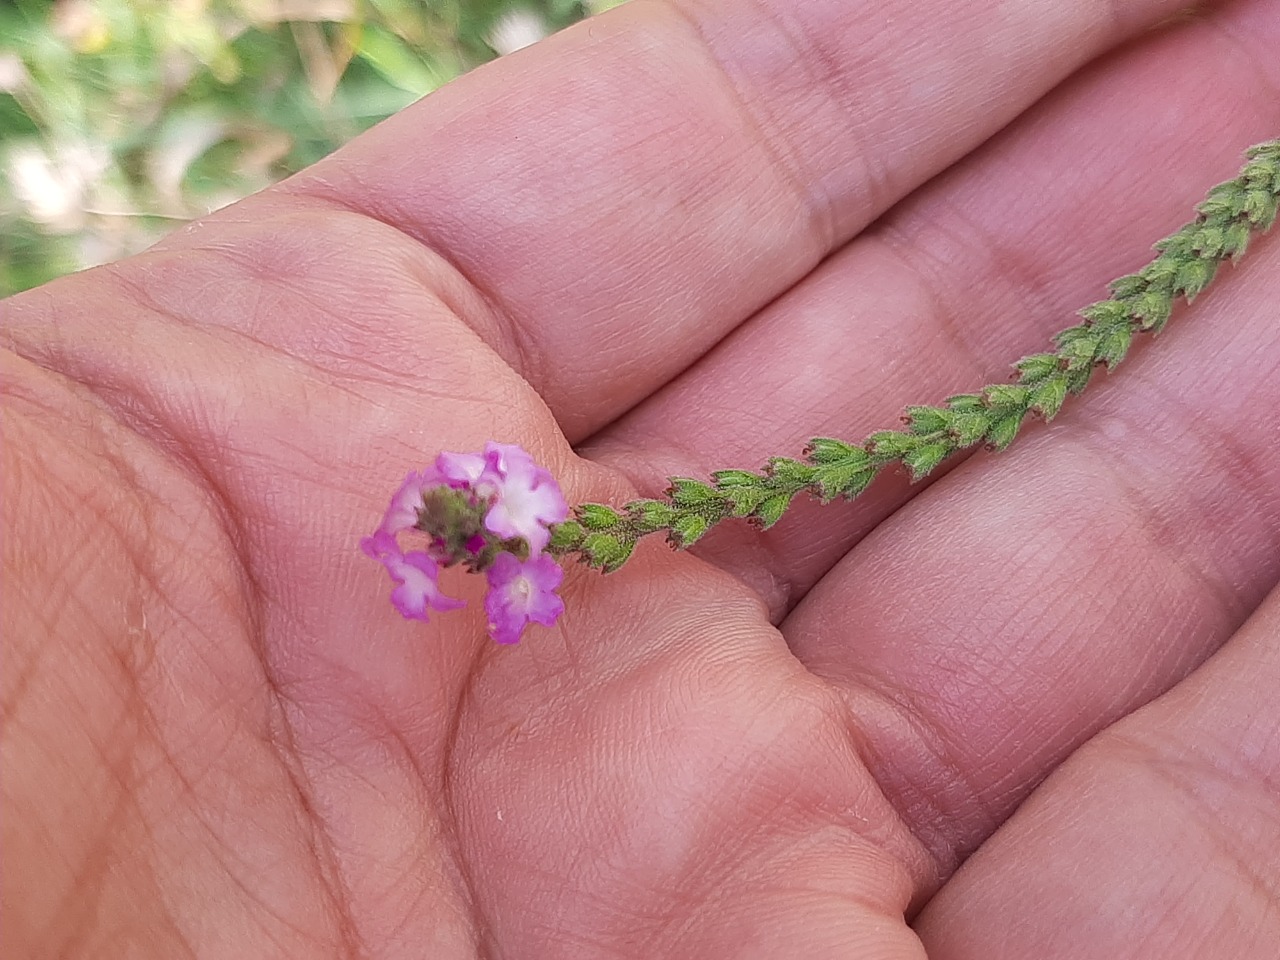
3,0,1280,956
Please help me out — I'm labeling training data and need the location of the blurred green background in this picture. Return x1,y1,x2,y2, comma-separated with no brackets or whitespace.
0,0,625,295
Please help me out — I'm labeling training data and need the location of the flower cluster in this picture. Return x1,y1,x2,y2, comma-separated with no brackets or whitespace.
362,442,569,644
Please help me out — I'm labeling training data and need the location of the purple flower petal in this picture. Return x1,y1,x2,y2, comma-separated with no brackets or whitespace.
377,469,440,537
484,552,565,644
480,442,568,554
362,530,464,621
436,451,493,493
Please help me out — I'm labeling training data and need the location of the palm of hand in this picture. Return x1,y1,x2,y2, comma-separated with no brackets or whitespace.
4,2,1280,958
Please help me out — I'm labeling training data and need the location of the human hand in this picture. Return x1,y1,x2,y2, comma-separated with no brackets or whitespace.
3,1,1279,957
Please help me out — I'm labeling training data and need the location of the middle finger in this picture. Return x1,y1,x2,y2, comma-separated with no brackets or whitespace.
582,4,1280,617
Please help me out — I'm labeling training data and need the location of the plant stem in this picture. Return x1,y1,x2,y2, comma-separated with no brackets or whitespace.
549,138,1280,573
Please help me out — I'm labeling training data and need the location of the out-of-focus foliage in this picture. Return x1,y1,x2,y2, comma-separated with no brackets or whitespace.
0,0,627,294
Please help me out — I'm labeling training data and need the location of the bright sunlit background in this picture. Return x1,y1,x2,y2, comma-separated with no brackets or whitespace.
0,0,625,295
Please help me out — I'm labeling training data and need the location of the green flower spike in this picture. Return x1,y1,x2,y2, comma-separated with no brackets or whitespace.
549,138,1280,573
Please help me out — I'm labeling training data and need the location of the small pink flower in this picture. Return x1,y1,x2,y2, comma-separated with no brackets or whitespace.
484,552,565,644
436,451,490,492
366,443,569,638
480,442,568,554
361,530,464,621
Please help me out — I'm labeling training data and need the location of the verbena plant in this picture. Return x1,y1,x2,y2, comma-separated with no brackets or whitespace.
362,141,1280,641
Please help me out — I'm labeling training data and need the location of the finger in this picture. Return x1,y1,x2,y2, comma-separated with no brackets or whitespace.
781,208,1280,881
915,583,1280,959
229,0,1200,437
585,0,1280,616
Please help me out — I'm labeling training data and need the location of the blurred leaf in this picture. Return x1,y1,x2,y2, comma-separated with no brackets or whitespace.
0,0,601,293
356,23,450,95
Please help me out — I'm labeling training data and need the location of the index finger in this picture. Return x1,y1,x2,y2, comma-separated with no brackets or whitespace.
261,0,1200,437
